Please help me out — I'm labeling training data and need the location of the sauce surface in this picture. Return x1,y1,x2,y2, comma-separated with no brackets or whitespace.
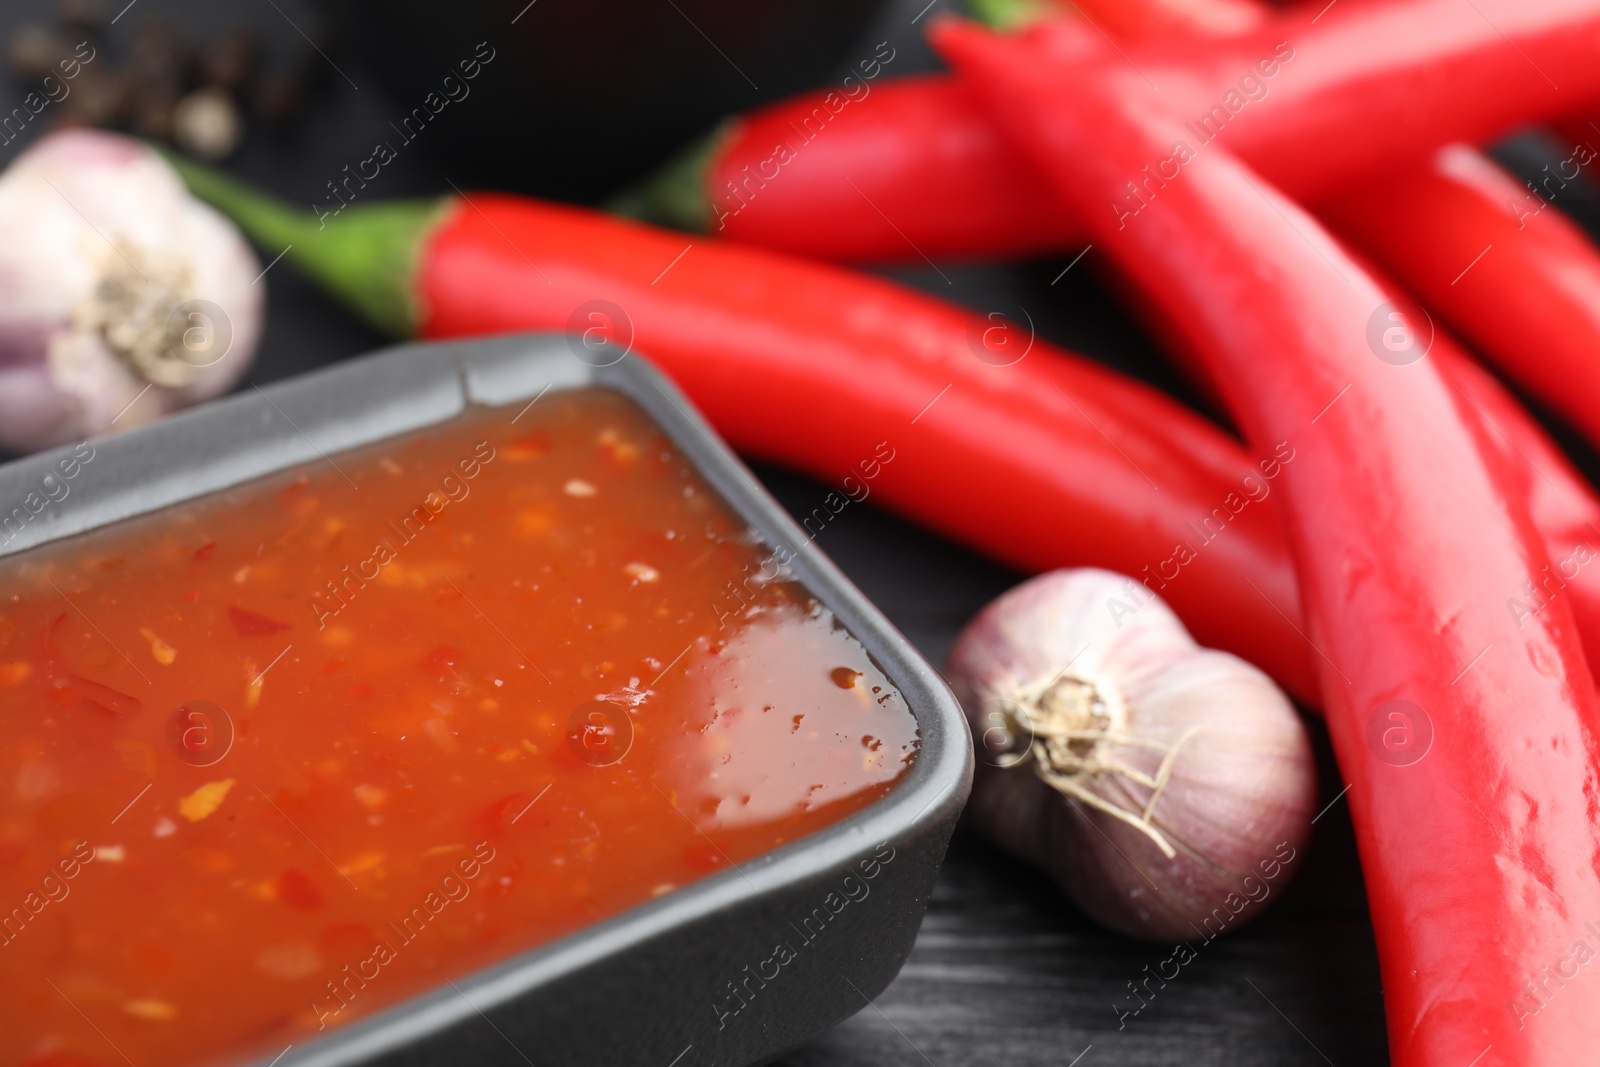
0,389,917,1067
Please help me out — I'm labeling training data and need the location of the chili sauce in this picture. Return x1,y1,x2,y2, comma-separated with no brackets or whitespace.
0,389,918,1067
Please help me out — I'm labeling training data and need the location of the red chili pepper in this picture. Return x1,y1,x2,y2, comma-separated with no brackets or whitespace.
1319,144,1600,450
166,157,1315,702
168,161,1600,710
933,17,1600,1065
1145,0,1600,469
1048,0,1268,39
1126,0,1600,615
227,605,292,636
678,74,1063,261
1455,351,1600,649
273,867,325,910
666,0,1600,479
1071,0,1600,506
1548,113,1600,175
1092,0,1600,463
653,0,1600,261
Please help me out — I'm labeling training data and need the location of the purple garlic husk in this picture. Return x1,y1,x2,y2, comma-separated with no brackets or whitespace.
0,128,263,454
947,568,1317,942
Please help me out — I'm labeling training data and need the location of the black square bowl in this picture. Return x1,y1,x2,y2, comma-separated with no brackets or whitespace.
0,334,973,1067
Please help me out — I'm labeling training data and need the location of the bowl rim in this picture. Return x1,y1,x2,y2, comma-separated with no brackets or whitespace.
0,333,973,1067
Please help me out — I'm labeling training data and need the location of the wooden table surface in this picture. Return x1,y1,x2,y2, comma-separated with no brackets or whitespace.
15,0,1596,1062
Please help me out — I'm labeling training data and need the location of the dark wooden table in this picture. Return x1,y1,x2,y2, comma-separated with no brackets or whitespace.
22,0,1596,1061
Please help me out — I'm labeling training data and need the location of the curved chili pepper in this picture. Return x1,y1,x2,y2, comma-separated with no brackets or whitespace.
1040,0,1266,38
684,75,1065,261
424,200,1330,703
1548,114,1600,176
1451,350,1600,652
1075,0,1600,614
163,156,1315,702
1077,0,1600,479
39,613,143,719
934,17,1600,1064
648,0,1600,262
671,0,1600,477
1319,143,1600,451
1056,0,1600,201
169,160,1600,711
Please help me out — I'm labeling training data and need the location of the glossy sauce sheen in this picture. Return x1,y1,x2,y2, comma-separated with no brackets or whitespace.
0,389,918,1067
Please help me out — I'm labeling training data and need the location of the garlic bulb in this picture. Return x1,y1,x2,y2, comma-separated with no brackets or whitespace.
0,129,262,453
947,568,1316,941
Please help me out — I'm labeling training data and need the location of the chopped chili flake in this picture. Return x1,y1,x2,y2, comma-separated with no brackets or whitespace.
122,999,177,1021
338,852,384,878
505,431,550,461
598,428,641,464
273,868,323,910
682,841,725,872
227,606,292,636
58,673,141,718
178,778,236,822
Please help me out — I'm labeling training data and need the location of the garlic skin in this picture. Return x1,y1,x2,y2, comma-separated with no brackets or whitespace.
948,568,1316,941
0,129,262,454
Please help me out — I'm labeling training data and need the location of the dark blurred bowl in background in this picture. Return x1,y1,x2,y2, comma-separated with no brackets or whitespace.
332,0,890,201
